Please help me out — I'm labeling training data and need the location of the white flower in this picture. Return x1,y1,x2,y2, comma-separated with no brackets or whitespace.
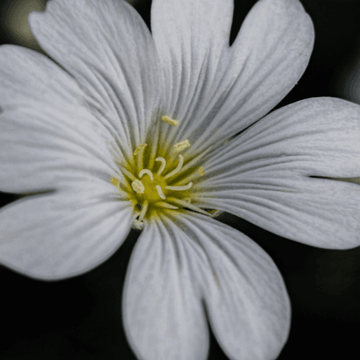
1,0,360,359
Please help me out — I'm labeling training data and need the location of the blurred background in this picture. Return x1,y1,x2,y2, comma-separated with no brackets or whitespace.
1,0,360,359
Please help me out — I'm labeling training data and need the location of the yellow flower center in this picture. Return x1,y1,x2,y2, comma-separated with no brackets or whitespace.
111,115,208,227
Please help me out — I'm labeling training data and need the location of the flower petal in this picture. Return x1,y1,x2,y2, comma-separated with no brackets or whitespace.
215,0,314,139
29,0,163,146
0,186,133,280
151,0,233,150
0,45,120,193
151,0,233,115
123,213,289,360
151,0,313,151
123,216,209,360
199,98,360,249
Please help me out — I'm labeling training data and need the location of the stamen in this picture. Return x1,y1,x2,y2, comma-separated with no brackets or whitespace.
179,146,213,175
156,185,166,200
121,167,137,181
155,157,166,176
131,179,145,194
166,197,210,216
133,144,147,156
148,120,161,170
118,174,133,194
165,182,193,191
139,169,154,181
161,115,179,126
174,140,190,152
164,155,184,180
110,177,120,189
199,166,205,176
134,144,147,171
156,202,179,210
138,200,148,221
111,177,129,199
208,209,222,218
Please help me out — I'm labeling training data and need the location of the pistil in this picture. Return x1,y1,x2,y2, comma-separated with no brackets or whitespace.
155,157,166,176
165,182,193,191
139,169,154,181
156,185,166,200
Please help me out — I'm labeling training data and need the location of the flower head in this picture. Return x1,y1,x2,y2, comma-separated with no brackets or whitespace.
1,0,360,359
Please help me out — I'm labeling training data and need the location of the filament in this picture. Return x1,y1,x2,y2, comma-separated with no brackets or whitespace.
164,155,184,180
138,201,149,221
134,144,147,171
121,167,137,181
148,120,161,170
156,202,179,210
166,197,209,216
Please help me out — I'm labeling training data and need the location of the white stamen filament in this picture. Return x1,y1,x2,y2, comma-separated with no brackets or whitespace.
139,169,154,181
156,202,179,210
155,157,166,176
134,144,147,171
165,182,193,191
148,119,161,170
164,155,184,180
156,185,166,200
166,197,210,216
119,175,133,194
138,201,148,221
179,146,213,175
121,167,137,182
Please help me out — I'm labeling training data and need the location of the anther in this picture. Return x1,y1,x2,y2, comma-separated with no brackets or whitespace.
134,144,147,156
156,185,166,200
155,157,166,176
164,155,184,180
161,115,179,126
139,169,154,181
131,179,145,194
199,166,205,176
174,140,190,152
165,182,193,191
110,177,120,189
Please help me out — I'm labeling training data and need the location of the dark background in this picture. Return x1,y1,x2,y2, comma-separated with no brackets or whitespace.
1,0,360,359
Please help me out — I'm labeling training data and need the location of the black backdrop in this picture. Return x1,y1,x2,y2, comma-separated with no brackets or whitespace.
1,0,360,359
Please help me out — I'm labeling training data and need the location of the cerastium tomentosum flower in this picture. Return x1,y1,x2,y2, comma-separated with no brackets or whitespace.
1,0,360,359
